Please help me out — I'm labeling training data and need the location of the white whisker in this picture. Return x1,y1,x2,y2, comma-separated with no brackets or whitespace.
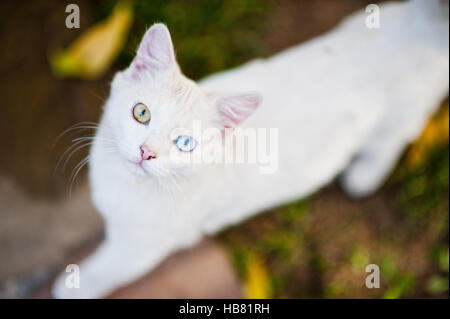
53,122,99,147
62,142,93,173
67,155,90,198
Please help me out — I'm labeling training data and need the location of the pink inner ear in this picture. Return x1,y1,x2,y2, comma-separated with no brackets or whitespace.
142,28,169,62
217,94,261,128
130,57,149,78
130,24,175,78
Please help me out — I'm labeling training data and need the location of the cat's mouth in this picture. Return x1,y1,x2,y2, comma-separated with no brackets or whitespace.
124,159,150,176
126,157,170,178
137,159,145,168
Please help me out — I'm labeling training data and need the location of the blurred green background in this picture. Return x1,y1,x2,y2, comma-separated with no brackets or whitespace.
0,0,448,298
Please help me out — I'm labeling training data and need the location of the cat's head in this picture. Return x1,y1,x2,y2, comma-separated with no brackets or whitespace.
101,24,261,178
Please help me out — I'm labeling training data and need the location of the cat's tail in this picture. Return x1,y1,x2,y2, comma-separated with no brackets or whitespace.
340,0,449,198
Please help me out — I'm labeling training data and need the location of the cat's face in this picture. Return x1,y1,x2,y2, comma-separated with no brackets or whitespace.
101,24,261,178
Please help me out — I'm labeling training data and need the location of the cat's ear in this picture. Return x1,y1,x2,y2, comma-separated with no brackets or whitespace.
215,93,262,128
130,24,176,77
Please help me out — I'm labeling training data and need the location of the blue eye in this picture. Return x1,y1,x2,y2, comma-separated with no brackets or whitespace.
174,136,197,152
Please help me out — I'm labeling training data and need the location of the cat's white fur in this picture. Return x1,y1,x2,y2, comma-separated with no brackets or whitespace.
53,0,449,298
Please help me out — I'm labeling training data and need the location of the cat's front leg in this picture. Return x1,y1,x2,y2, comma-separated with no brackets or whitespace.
52,234,171,299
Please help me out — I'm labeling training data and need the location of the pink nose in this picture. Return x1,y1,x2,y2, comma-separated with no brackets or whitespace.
140,145,157,160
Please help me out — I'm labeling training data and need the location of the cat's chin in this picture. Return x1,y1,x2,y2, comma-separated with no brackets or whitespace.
124,161,150,177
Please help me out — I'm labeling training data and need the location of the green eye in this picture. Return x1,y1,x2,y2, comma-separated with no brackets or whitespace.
133,103,151,124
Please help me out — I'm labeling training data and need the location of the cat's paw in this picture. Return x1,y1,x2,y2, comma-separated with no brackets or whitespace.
52,272,105,299
340,153,387,198
52,274,77,299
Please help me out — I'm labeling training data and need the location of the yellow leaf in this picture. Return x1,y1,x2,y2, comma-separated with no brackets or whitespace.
243,253,272,299
407,103,449,167
50,1,133,80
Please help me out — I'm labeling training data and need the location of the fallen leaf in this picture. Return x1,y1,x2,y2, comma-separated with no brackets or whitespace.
243,253,272,299
50,0,133,80
407,103,449,167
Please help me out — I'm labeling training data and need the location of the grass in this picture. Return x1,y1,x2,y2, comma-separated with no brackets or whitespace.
99,0,272,80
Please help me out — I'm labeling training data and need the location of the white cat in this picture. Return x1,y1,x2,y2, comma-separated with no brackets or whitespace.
53,0,449,298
